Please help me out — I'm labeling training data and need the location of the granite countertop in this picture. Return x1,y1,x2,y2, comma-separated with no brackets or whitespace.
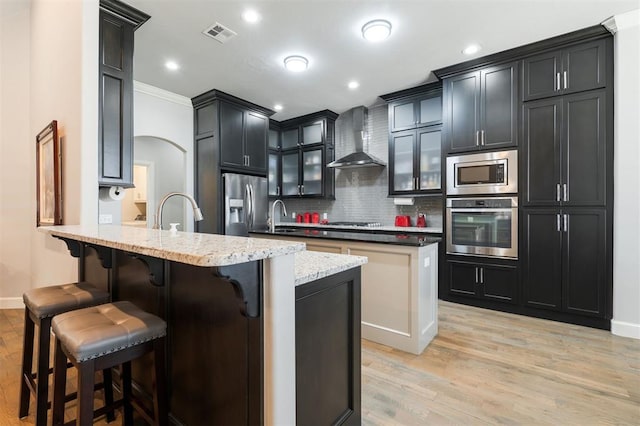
40,225,305,267
294,251,367,286
253,229,441,247
276,222,443,234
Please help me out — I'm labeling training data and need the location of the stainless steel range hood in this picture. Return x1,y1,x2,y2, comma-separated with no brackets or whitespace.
327,106,386,169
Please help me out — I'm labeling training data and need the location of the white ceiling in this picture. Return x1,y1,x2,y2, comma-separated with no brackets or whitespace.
128,0,638,120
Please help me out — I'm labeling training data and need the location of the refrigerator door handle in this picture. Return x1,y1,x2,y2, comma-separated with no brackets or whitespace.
244,184,252,227
249,184,255,228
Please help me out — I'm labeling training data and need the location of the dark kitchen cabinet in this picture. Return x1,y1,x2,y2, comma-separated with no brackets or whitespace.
219,101,269,174
522,208,609,318
296,268,361,425
443,62,518,153
522,90,607,207
389,127,442,195
381,82,443,196
276,110,337,199
522,39,607,101
447,259,517,303
268,121,281,197
98,0,149,187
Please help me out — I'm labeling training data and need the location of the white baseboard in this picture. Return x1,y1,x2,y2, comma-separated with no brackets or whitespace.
611,319,640,339
0,297,23,309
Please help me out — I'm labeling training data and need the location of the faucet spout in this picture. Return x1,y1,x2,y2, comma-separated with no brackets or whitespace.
153,192,204,230
269,200,287,233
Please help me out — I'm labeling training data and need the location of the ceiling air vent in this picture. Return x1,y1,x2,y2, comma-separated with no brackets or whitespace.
202,22,237,44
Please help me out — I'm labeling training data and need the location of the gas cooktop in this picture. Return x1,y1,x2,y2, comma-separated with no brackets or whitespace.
327,221,382,227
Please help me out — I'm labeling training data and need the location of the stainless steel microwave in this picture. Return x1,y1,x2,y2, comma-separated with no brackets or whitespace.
446,150,518,196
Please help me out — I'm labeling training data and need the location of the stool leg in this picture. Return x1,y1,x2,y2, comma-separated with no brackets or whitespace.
51,339,67,426
76,360,96,425
18,310,35,418
152,337,168,426
34,317,52,426
122,361,134,425
102,368,115,422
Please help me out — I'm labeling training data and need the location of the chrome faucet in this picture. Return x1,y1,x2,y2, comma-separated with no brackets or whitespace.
153,192,204,230
269,200,287,233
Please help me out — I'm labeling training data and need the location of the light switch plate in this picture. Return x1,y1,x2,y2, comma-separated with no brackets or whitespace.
99,214,113,224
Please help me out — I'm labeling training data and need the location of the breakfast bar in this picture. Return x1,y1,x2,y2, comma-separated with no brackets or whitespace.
39,225,366,425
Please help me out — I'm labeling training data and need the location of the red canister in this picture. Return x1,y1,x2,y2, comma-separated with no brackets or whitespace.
312,212,320,223
296,214,303,223
303,212,311,223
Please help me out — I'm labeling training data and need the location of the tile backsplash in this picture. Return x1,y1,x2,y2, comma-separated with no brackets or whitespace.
282,103,443,229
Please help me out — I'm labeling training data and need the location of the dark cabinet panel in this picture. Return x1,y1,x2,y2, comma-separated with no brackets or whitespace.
219,102,245,168
244,111,268,171
444,62,517,153
388,92,442,132
268,152,280,197
219,102,267,174
522,91,606,207
281,128,299,150
194,136,219,234
448,260,517,303
522,209,563,310
302,121,323,145
523,39,607,101
448,261,477,296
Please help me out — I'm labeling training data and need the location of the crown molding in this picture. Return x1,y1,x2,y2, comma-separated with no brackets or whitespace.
134,81,192,107
602,8,640,34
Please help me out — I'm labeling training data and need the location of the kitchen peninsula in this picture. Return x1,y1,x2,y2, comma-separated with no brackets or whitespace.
39,225,366,425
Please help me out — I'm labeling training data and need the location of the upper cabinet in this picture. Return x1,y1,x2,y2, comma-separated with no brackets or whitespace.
192,89,274,176
98,0,149,187
272,110,338,199
522,39,607,102
381,83,443,196
442,61,518,153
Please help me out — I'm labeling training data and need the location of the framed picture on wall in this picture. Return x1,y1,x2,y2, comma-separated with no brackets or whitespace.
36,120,62,226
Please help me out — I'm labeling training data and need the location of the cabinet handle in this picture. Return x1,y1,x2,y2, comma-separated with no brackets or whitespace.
276,186,280,196
563,183,568,202
481,130,485,146
475,131,480,146
556,183,561,202
475,267,479,284
298,184,301,195
301,184,304,195
563,71,568,89
480,267,484,284
563,214,568,233
556,73,561,91
557,214,561,232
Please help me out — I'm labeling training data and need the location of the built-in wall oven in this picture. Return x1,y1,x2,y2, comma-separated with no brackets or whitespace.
446,150,517,196
446,197,518,259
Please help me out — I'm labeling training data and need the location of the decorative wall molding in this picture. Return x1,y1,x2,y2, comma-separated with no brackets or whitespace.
611,319,640,340
134,80,193,107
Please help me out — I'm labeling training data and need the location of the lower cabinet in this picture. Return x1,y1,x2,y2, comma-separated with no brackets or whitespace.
447,259,518,303
296,268,361,426
522,208,609,318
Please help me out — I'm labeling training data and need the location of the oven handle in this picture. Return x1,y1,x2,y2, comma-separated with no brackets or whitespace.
448,208,517,213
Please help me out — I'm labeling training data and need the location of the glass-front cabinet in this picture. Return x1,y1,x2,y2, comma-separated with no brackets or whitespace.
269,110,337,199
381,82,443,196
268,122,281,197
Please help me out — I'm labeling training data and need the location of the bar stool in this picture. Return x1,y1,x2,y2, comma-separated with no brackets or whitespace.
51,301,168,426
19,282,111,426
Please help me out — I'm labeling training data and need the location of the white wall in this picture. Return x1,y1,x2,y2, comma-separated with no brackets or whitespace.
607,9,640,339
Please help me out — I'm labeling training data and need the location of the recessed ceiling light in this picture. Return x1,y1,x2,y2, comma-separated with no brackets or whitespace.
362,19,392,42
462,44,481,55
283,55,309,72
242,9,261,23
165,60,179,71
274,104,283,111
348,81,359,90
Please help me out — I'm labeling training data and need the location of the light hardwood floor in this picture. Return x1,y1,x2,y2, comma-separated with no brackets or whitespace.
1,301,639,425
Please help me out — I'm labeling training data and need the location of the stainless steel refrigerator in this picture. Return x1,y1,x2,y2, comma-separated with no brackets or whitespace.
222,173,269,236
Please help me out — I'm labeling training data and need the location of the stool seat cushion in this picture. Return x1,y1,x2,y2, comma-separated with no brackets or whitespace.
52,301,166,362
23,282,110,319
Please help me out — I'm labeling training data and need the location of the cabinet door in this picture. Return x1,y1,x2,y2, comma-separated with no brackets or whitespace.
301,121,323,146
562,209,607,317
268,151,280,197
522,97,562,206
522,209,563,311
268,128,280,150
389,130,416,193
281,128,299,150
480,264,517,303
195,136,219,234
389,99,417,132
99,11,134,187
448,261,478,297
445,71,480,152
563,39,607,95
301,148,323,196
418,95,442,127
244,111,268,172
219,102,245,168
281,152,299,196
562,90,607,206
522,50,562,101
480,62,517,148
417,128,441,191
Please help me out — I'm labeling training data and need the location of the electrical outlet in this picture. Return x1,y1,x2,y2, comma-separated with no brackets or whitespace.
99,214,113,224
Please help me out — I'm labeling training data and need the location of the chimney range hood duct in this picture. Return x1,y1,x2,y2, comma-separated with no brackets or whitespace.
327,106,386,169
